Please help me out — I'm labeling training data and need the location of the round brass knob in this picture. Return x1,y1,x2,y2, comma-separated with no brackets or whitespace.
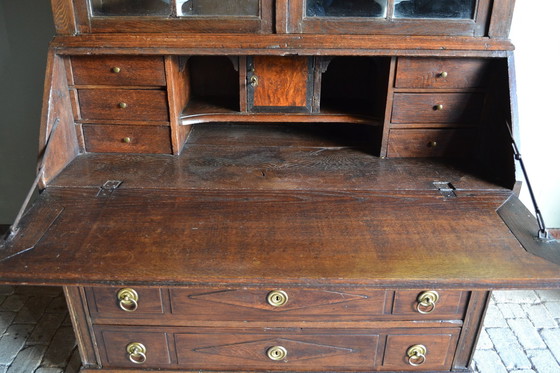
434,104,444,111
267,346,287,361
407,344,427,366
117,288,138,312
267,290,288,307
439,71,448,78
118,102,128,109
126,342,147,364
122,137,132,144
112,67,121,73
416,290,440,314
427,141,438,148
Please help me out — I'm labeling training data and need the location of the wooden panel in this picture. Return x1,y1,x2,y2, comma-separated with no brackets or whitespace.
250,56,312,112
391,93,484,124
83,125,172,154
488,0,517,39
174,330,379,370
170,287,389,321
72,56,166,86
50,0,77,35
165,56,191,154
387,129,476,158
86,287,164,316
393,290,468,319
78,89,169,122
395,58,492,89
382,329,460,371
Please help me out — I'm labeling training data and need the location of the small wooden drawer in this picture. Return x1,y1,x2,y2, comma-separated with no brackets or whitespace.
395,58,492,89
170,287,390,322
392,290,469,319
387,129,476,158
78,89,169,122
86,287,165,316
95,328,172,368
71,56,166,86
83,125,172,154
391,93,484,124
382,329,460,371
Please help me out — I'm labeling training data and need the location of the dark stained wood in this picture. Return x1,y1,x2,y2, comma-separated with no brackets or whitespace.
391,93,484,124
50,0,77,35
488,0,517,39
78,89,169,122
387,129,476,158
380,57,398,158
71,56,166,86
38,51,80,188
392,290,468,319
165,56,191,154
83,125,172,154
86,287,165,315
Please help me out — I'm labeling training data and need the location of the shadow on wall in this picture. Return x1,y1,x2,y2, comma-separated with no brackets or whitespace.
0,1,55,224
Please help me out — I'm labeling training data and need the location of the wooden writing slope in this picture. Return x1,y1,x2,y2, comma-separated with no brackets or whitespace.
1,0,559,372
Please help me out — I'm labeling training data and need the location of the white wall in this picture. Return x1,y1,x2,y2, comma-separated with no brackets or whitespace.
510,1,560,228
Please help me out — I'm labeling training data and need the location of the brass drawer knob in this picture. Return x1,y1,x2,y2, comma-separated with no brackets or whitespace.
438,71,448,78
118,102,128,109
407,344,427,366
267,345,287,361
267,290,288,307
416,290,440,314
126,342,147,364
122,137,132,144
434,104,444,111
427,141,438,148
117,288,138,312
112,67,121,73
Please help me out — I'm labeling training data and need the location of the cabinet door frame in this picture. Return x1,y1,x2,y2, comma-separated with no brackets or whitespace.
71,0,274,34
288,0,492,37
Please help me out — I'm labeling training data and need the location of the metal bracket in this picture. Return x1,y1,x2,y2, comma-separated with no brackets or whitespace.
434,182,457,198
97,180,123,197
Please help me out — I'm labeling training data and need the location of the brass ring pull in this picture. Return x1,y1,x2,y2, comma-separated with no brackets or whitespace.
407,344,427,366
416,290,440,314
126,342,147,364
117,288,139,312
267,346,287,361
112,67,121,73
267,290,288,307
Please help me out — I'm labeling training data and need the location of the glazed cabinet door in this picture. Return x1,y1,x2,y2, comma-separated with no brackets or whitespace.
73,0,274,33
289,0,492,36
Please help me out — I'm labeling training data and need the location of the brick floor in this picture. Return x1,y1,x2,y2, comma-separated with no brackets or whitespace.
0,285,558,372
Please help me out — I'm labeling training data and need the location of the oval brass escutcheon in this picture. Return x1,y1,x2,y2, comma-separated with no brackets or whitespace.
416,290,440,314
126,342,147,364
267,290,288,307
117,288,138,312
267,345,287,361
407,344,427,366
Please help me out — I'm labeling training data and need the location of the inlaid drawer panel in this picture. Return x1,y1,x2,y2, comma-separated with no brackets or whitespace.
395,58,492,89
71,56,166,86
87,287,165,316
170,287,390,322
387,129,475,158
391,93,484,124
393,290,469,318
83,125,172,154
78,89,169,122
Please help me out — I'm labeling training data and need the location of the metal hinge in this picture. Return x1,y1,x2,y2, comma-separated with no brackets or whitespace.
97,180,123,197
434,182,457,198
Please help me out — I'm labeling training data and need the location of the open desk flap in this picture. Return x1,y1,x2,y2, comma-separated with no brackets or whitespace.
498,195,560,266
0,187,559,288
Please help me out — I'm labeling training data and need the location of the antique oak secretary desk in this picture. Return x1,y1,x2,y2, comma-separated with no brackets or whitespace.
1,0,560,372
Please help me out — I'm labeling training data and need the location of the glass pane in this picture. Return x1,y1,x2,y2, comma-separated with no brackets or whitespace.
177,0,260,17
394,0,476,19
90,0,172,17
306,0,387,18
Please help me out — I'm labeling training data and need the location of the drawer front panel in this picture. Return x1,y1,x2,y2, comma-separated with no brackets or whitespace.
395,58,492,89
175,330,379,370
78,89,169,122
170,287,389,321
382,330,460,371
391,93,484,124
71,56,166,86
387,129,475,158
86,287,165,316
393,290,469,319
83,125,172,154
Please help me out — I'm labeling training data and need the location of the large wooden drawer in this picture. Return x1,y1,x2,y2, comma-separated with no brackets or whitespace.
387,129,476,158
391,93,484,124
83,125,172,154
71,55,166,86
395,58,492,89
78,89,169,122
